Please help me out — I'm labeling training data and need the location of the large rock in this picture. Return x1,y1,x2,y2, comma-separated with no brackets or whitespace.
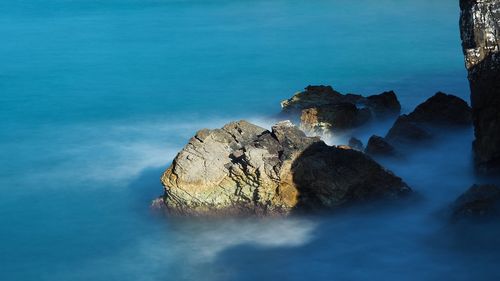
156,120,411,216
460,0,500,174
281,86,401,135
451,184,500,220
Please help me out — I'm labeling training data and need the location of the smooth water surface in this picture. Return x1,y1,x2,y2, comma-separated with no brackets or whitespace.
3,0,497,280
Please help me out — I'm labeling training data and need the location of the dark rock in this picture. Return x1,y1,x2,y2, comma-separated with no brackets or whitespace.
384,92,470,145
451,184,500,220
366,91,401,119
385,115,432,145
460,0,500,174
348,137,364,151
365,135,396,156
156,120,411,216
406,92,472,126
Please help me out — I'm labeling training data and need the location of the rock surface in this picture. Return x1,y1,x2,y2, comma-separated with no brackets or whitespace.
157,120,411,216
385,92,471,145
365,135,396,156
460,0,500,174
348,137,364,151
281,86,400,135
451,184,500,220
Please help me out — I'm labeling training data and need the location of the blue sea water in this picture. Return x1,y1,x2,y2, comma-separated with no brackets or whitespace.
2,0,498,280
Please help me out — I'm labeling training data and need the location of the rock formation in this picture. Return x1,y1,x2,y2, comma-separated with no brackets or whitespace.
385,92,471,146
451,184,500,220
460,0,500,173
281,86,401,135
156,120,411,216
365,135,396,157
348,137,364,151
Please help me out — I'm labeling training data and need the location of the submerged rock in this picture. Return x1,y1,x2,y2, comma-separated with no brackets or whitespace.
460,0,500,174
451,184,500,220
281,86,400,135
156,120,411,216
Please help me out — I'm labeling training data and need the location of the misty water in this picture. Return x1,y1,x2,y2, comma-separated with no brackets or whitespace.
1,0,499,280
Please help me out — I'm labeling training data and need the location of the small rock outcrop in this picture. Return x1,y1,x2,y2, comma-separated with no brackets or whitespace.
348,137,364,151
300,103,371,135
460,0,500,174
365,135,396,156
365,91,401,119
451,184,500,220
281,86,401,135
385,92,471,145
156,120,411,216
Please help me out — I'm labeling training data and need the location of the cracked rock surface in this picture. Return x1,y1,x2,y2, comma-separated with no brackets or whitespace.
157,120,411,216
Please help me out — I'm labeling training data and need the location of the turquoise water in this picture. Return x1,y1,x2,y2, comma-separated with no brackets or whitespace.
3,1,498,280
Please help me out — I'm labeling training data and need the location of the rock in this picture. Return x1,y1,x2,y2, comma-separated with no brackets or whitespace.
348,137,364,151
366,91,401,119
451,184,500,220
385,115,432,145
406,92,472,126
384,92,470,145
299,103,371,135
157,120,411,216
282,86,400,135
365,135,396,156
460,0,500,174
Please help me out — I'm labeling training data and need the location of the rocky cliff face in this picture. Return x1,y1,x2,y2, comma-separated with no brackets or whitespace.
156,120,411,216
460,0,500,173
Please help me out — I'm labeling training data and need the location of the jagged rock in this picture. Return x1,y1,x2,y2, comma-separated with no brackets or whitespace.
366,91,401,119
365,135,396,156
348,137,364,151
451,184,500,220
156,120,411,216
460,0,500,174
282,86,401,135
385,93,470,145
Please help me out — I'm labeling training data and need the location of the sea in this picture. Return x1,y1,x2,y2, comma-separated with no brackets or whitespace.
2,0,499,280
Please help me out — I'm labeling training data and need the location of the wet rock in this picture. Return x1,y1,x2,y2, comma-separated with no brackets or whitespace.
460,0,500,174
348,137,363,151
365,135,396,156
156,120,411,216
451,184,500,220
